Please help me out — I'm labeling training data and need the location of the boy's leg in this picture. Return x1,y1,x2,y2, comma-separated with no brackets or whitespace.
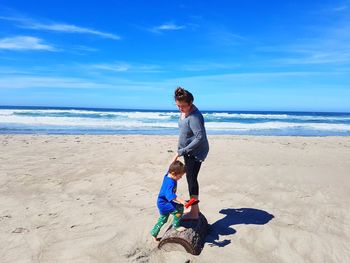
171,204,184,228
150,214,169,238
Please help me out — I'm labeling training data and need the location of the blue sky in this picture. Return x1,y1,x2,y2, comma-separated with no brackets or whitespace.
0,0,349,112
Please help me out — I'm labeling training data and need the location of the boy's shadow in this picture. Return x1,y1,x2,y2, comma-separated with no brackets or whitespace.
206,208,274,247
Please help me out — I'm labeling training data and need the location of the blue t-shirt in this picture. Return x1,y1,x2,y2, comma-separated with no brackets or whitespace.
157,174,177,215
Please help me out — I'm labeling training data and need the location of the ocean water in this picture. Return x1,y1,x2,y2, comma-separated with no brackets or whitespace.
0,106,350,136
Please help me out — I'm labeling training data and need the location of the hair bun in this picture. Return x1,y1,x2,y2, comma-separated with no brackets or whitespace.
175,87,185,96
174,86,194,103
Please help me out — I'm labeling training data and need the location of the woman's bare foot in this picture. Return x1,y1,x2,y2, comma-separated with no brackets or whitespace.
181,204,200,220
183,206,191,214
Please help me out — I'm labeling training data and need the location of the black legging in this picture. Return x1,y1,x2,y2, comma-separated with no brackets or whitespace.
184,154,202,197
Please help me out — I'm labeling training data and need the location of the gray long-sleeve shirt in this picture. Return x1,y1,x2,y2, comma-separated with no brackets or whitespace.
177,105,209,161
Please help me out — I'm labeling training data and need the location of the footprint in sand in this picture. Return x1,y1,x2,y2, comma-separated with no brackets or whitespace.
0,215,12,221
48,213,58,217
12,227,29,234
125,247,152,262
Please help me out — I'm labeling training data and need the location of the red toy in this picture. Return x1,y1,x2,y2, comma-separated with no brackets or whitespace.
185,198,200,208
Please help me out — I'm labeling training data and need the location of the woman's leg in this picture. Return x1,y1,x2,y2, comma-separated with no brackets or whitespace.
184,155,202,219
184,155,202,197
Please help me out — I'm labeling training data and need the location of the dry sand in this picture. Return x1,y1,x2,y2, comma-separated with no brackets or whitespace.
0,135,349,263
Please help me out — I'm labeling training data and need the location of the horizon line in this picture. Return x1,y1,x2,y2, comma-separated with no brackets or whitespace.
0,105,349,114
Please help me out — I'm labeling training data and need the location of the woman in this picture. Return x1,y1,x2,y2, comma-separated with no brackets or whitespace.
172,87,209,219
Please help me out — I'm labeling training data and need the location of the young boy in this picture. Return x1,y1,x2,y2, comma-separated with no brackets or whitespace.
150,160,188,241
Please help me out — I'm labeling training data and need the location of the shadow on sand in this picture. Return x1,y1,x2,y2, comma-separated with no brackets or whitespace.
206,208,274,247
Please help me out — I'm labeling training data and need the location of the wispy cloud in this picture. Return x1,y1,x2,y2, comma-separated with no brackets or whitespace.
91,62,130,72
332,5,348,12
88,62,162,73
24,22,120,40
276,49,350,65
0,36,56,51
180,61,240,71
308,3,349,15
73,45,99,52
256,42,350,65
0,15,120,40
256,17,350,66
150,70,333,83
207,26,248,46
0,67,33,75
0,73,168,92
0,75,115,89
150,22,186,33
157,22,185,31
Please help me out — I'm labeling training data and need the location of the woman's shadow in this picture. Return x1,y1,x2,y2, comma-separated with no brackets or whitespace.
206,208,274,247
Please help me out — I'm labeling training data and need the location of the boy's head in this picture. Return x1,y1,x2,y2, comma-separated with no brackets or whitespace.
168,160,186,180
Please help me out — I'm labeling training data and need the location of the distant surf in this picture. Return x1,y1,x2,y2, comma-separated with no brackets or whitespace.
1,106,350,136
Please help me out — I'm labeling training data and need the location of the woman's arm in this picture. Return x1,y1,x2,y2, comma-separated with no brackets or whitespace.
178,115,205,156
172,153,179,163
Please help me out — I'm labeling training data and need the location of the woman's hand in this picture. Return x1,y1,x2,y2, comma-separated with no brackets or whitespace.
172,153,179,163
175,197,188,206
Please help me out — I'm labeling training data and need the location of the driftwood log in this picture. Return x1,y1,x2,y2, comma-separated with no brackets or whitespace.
158,213,208,255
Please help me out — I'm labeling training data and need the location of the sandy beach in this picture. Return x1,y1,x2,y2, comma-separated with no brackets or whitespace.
0,135,349,263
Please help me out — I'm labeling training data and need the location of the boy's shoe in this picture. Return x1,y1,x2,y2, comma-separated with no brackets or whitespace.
153,236,161,242
150,231,161,242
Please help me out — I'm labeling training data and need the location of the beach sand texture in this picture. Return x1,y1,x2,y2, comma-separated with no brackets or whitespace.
1,135,350,263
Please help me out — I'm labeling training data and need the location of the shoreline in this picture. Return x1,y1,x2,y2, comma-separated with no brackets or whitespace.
1,133,350,137
2,104,350,113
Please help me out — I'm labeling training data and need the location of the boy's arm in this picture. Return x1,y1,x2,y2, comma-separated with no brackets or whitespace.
174,196,187,206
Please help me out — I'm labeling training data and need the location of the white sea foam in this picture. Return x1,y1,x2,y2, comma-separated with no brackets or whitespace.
1,109,350,122
1,108,350,135
106,111,177,119
205,121,350,131
1,114,350,132
203,112,350,121
0,115,178,129
0,109,178,120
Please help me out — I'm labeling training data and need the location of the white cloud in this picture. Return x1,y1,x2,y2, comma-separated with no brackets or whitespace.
0,16,120,40
24,22,120,40
157,23,185,30
332,5,348,12
88,62,162,73
73,45,99,52
92,63,130,72
256,19,350,66
151,22,186,33
0,75,115,89
208,27,247,46
0,36,56,51
257,43,350,65
0,74,167,93
276,50,350,65
180,61,240,71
